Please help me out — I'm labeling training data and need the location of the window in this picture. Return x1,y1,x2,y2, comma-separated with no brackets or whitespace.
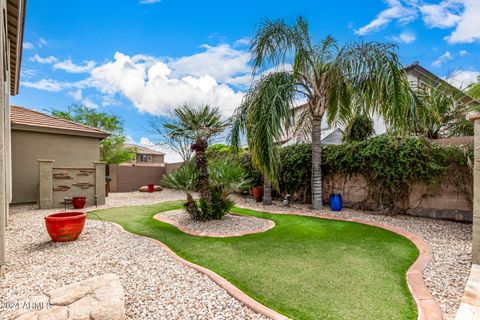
139,154,148,162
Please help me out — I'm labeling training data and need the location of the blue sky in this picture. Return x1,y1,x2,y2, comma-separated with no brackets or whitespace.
12,0,480,161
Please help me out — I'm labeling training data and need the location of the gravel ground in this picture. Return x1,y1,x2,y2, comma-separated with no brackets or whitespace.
1,191,267,320
158,209,274,236
0,191,471,320
231,195,472,320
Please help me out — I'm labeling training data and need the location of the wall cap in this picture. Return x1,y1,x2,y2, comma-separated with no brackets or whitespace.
466,112,480,122
37,159,55,162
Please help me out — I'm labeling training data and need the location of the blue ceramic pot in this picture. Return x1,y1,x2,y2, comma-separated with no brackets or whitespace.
330,193,342,211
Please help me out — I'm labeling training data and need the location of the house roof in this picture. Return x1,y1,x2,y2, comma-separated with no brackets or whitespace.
7,0,26,96
124,143,165,155
404,62,480,106
11,106,110,139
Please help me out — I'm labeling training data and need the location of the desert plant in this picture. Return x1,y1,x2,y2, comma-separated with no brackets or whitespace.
161,162,201,219
164,104,228,219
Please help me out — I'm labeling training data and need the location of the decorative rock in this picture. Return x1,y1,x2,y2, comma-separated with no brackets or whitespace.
12,274,124,320
138,185,163,192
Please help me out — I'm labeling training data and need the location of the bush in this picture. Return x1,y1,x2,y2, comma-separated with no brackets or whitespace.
343,114,374,142
240,135,473,212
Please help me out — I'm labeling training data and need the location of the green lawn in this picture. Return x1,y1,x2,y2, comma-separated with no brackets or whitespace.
89,201,418,320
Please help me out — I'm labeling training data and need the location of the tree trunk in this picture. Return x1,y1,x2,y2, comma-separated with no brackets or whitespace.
263,176,272,206
193,141,211,210
311,116,323,209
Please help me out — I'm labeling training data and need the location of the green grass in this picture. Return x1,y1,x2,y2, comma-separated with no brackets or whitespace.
89,201,418,320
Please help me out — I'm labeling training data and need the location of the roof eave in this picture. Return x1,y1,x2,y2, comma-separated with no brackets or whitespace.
11,123,111,139
7,0,26,96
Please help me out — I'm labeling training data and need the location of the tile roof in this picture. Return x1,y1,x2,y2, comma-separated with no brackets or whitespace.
11,106,110,138
124,143,165,155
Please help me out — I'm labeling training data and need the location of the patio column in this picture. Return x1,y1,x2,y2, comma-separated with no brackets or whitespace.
38,159,55,209
94,161,106,206
468,113,480,264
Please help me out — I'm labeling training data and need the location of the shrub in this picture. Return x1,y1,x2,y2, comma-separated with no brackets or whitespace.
343,114,374,142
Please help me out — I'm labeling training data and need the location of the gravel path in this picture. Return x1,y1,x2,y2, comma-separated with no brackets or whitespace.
231,196,472,320
1,191,267,320
156,209,274,237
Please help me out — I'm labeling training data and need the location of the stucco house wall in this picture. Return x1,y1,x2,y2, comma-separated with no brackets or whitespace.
11,130,102,203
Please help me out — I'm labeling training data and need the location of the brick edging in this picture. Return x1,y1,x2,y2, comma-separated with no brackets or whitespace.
153,212,276,237
110,208,442,320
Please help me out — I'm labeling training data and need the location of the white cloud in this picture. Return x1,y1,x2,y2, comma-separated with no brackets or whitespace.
459,49,468,56
21,79,64,92
23,42,34,49
30,54,58,64
139,137,155,146
67,89,98,109
357,0,480,44
169,44,250,83
89,49,246,117
391,31,416,43
432,51,453,67
37,38,47,47
355,0,417,35
139,0,161,4
53,59,96,73
447,70,480,88
420,1,462,28
445,0,480,43
233,37,251,47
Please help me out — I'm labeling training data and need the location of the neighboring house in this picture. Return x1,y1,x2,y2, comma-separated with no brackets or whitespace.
283,62,479,147
123,143,165,166
1,0,26,267
11,106,110,204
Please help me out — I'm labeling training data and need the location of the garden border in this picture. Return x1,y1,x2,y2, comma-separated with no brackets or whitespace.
153,212,276,237
110,208,442,320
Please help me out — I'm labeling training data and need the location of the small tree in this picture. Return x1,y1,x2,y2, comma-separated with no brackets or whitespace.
164,104,229,220
343,114,374,142
51,104,134,164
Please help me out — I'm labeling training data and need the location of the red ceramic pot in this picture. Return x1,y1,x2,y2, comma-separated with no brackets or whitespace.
252,186,263,202
72,196,86,209
147,183,155,193
45,212,87,242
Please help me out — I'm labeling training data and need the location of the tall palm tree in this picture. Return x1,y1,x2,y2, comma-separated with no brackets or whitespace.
231,17,412,209
165,105,228,209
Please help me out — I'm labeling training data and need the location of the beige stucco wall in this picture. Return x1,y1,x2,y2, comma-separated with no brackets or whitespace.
135,153,164,165
11,130,101,204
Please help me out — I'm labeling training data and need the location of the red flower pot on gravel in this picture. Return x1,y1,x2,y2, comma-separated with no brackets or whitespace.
72,196,86,209
45,212,87,242
252,186,263,202
147,183,155,193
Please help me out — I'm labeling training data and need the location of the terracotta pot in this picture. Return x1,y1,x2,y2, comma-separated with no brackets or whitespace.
147,183,155,193
72,196,86,209
252,186,263,202
45,211,87,242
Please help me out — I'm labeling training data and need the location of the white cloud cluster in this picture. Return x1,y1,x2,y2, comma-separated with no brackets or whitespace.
355,0,418,36
390,31,416,43
139,0,161,4
431,51,453,67
447,70,480,89
25,43,251,117
356,0,480,44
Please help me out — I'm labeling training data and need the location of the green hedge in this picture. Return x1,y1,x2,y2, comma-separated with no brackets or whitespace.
238,135,473,211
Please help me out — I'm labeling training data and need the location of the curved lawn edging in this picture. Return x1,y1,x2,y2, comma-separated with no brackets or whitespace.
109,221,289,320
107,207,441,320
153,212,276,237
245,209,443,320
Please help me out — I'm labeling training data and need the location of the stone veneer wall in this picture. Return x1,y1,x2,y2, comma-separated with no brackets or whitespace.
326,173,473,222
38,160,106,209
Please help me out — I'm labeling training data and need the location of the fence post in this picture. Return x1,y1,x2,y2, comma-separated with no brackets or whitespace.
38,159,55,209
94,161,106,206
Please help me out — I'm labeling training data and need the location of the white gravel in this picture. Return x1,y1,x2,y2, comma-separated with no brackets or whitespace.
1,191,267,320
1,190,471,320
231,196,472,320
157,209,274,236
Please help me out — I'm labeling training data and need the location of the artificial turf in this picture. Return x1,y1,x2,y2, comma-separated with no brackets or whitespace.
89,201,418,320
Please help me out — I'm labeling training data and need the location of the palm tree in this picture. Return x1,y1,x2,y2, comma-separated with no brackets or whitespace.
231,17,412,209
164,105,228,210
